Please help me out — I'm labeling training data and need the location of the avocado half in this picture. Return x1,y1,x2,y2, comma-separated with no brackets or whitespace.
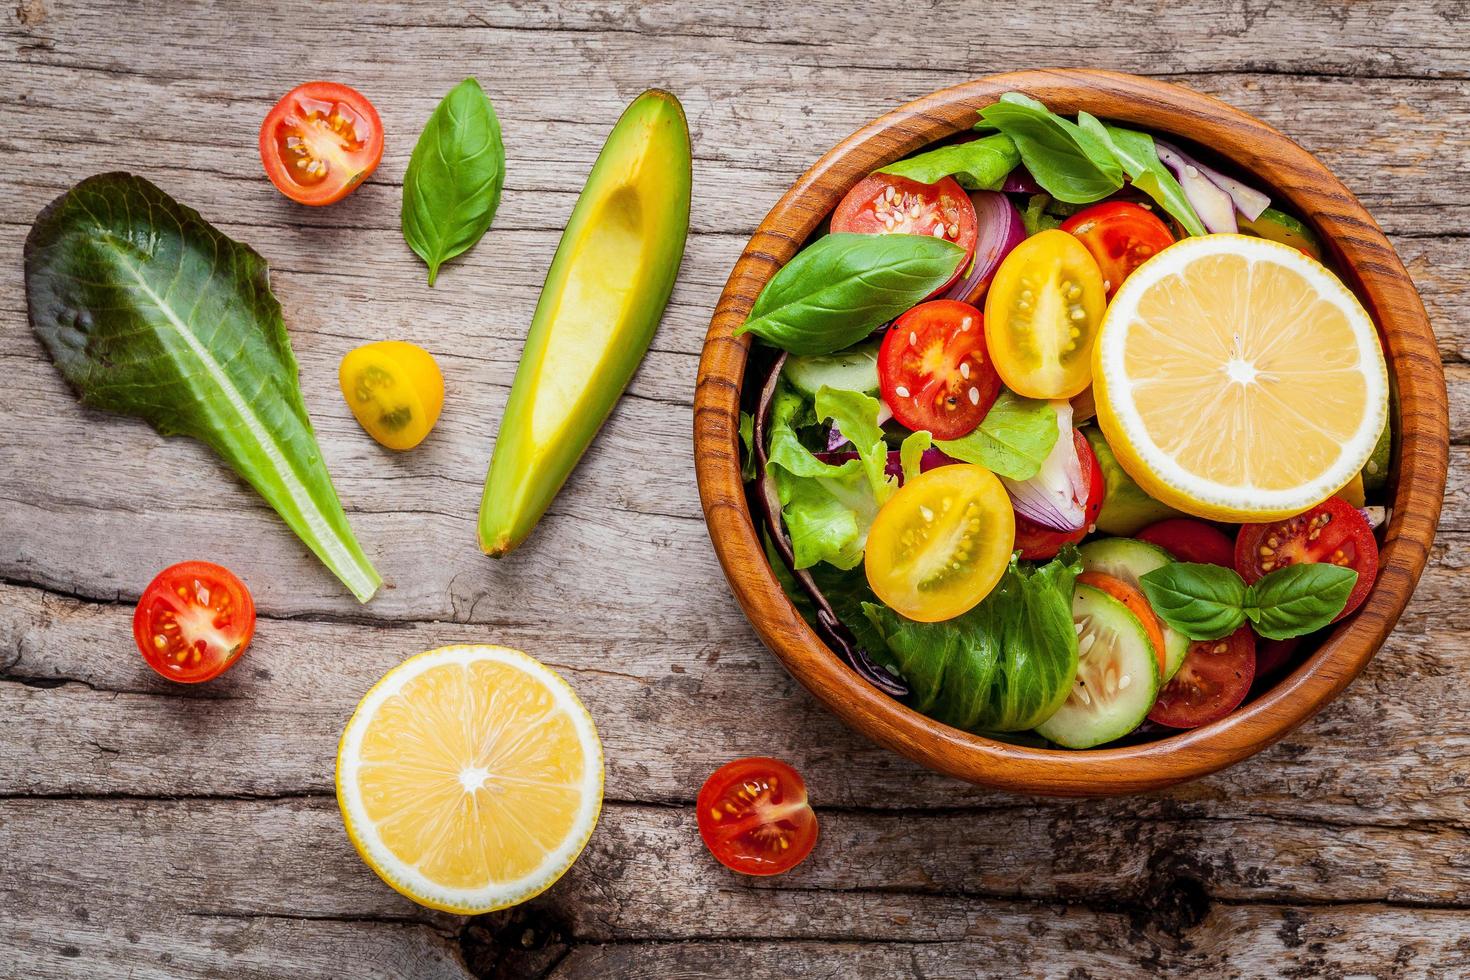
478,90,692,556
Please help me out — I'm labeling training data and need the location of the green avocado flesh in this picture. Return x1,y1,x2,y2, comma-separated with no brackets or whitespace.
1082,426,1183,536
478,91,691,556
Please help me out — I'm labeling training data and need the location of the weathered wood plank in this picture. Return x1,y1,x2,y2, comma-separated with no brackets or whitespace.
4,570,1469,827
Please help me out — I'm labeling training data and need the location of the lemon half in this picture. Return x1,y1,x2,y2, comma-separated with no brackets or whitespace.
1093,234,1388,522
336,645,604,914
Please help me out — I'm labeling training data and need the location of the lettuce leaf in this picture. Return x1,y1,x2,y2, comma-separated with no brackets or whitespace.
767,384,927,570
935,391,1058,480
863,549,1082,733
876,133,1020,190
24,173,381,601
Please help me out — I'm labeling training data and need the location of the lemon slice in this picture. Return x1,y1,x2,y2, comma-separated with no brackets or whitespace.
336,645,603,914
1093,234,1388,522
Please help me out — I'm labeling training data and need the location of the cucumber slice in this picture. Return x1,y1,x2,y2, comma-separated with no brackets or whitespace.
1239,207,1323,261
1361,401,1393,496
1079,538,1190,680
782,341,880,398
1035,583,1161,749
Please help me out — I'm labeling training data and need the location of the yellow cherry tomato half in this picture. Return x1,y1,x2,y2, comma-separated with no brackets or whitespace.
864,464,1015,623
338,341,444,450
984,229,1107,399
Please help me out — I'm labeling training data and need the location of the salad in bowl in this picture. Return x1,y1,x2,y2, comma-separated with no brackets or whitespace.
722,84,1409,758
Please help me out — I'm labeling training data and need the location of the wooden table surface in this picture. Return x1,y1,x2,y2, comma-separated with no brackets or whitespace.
3,2,1467,977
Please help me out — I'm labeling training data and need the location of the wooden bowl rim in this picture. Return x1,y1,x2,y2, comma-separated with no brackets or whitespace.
693,68,1448,796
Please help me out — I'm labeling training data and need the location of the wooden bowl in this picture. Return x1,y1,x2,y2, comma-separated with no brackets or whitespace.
694,69,1447,796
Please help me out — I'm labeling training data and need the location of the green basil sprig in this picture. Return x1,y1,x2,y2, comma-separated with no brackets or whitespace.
876,133,1019,190
736,233,964,356
402,78,506,286
1140,562,1359,642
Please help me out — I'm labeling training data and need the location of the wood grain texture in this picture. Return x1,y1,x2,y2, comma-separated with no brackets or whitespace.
696,67,1449,795
2,1,1467,977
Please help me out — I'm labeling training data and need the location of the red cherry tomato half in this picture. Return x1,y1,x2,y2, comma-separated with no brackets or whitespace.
132,562,256,684
1148,626,1257,729
1014,429,1105,561
1255,636,1302,680
832,174,978,293
1137,519,1236,567
1060,201,1175,297
260,81,383,206
879,300,1001,440
1234,497,1378,622
696,757,818,876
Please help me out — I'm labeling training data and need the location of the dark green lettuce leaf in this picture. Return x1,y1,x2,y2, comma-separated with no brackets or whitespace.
24,172,380,601
863,549,1082,733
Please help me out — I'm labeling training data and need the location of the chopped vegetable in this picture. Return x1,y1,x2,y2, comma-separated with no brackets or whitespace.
1153,141,1237,233
1060,201,1175,297
944,190,1027,305
339,341,445,450
478,90,691,556
133,562,255,684
1014,429,1104,561
402,77,506,285
1000,401,1088,531
831,174,979,294
934,390,1059,481
878,300,1000,440
259,81,383,207
25,173,381,601
1154,139,1270,221
863,549,1082,733
864,463,1015,623
1233,497,1378,623
1148,627,1256,729
696,758,818,876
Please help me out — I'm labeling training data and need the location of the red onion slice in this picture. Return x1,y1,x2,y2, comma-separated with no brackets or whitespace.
1154,142,1237,234
1155,139,1270,221
1001,166,1041,194
944,191,1026,305
1000,402,1088,531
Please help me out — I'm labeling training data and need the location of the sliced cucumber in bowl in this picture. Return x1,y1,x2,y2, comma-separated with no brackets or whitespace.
782,340,880,398
1036,582,1161,749
1079,537,1189,680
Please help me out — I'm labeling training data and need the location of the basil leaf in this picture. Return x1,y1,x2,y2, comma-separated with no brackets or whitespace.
737,233,965,355
1139,563,1248,641
25,173,381,601
877,134,1020,190
1244,564,1359,640
976,93,1122,204
935,391,1059,480
402,78,506,286
1074,114,1207,237
861,549,1081,733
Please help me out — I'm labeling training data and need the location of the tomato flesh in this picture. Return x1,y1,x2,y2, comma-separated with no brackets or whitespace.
260,81,383,206
1234,497,1378,621
1060,201,1175,297
133,561,255,683
984,229,1106,399
1148,626,1256,728
1137,519,1235,567
865,464,1016,623
1014,428,1104,561
696,757,818,876
832,174,977,293
879,301,1000,440
1077,570,1167,676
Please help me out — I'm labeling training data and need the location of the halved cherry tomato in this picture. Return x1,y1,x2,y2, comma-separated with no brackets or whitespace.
1148,626,1256,728
1077,570,1167,676
132,562,256,684
984,230,1106,399
1137,519,1235,567
1234,497,1378,622
260,81,383,206
865,464,1014,623
1014,429,1104,561
832,174,977,293
696,757,818,876
1060,201,1175,297
1255,636,1302,680
339,341,445,450
878,301,1000,440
